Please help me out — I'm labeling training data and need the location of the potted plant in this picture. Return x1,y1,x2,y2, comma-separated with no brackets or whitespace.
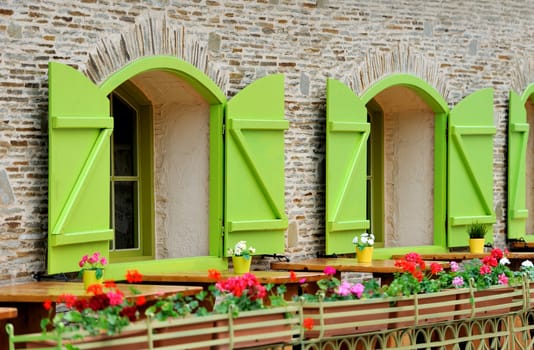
467,222,488,254
79,251,108,290
227,241,256,274
352,232,375,263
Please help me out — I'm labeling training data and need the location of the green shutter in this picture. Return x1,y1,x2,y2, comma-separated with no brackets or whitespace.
447,88,496,247
48,62,113,274
224,74,289,255
325,79,370,254
508,91,529,239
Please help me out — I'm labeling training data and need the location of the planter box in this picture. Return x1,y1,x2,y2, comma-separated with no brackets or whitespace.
302,298,391,338
455,284,523,319
7,306,299,350
24,327,150,349
152,317,215,350
213,306,299,349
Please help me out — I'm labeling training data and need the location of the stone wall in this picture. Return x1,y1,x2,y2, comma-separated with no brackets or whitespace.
1,0,533,282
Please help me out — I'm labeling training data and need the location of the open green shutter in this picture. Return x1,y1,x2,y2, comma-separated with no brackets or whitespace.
224,74,289,255
508,91,529,239
325,79,370,254
447,88,496,247
48,62,113,274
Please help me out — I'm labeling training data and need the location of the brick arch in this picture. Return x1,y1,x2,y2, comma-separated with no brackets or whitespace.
511,58,534,94
83,14,228,92
345,45,450,101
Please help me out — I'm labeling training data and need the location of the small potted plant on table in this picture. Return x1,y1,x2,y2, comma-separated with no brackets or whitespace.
352,232,375,263
467,222,488,254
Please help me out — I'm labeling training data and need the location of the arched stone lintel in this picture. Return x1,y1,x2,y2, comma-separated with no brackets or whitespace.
346,45,450,110
84,14,228,97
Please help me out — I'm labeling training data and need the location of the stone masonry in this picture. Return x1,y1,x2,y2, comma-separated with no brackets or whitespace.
0,0,533,282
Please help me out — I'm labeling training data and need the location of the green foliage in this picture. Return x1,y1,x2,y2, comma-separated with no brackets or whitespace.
299,267,382,302
145,290,208,321
467,222,488,239
441,248,519,290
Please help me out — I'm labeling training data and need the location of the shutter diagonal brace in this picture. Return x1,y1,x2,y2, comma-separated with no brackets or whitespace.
51,128,112,235
329,120,370,231
510,122,529,219
228,118,288,231
450,125,495,222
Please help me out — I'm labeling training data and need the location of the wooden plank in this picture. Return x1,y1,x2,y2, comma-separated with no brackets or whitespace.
271,258,413,273
0,282,202,303
142,270,326,284
0,307,16,320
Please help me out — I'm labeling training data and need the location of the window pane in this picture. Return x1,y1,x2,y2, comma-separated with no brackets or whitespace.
114,181,138,250
113,96,136,176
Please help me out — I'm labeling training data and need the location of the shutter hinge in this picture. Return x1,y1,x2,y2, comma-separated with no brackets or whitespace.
222,124,226,135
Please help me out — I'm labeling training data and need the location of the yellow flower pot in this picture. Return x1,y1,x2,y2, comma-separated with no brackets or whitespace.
83,269,104,291
232,256,252,274
356,247,373,263
469,238,485,254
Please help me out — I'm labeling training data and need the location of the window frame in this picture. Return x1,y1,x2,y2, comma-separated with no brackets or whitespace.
109,83,154,262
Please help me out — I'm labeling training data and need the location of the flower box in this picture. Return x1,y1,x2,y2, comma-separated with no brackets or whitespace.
13,323,150,350
8,305,300,350
455,284,523,319
213,306,299,349
389,289,460,329
302,298,391,338
151,317,215,350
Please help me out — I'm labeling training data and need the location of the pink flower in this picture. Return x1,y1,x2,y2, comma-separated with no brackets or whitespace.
498,273,508,285
452,276,464,287
79,255,88,268
350,283,364,298
323,266,336,276
450,261,459,272
336,281,351,296
107,291,124,306
480,264,492,275
299,278,307,284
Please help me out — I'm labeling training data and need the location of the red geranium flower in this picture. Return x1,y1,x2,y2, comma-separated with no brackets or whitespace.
126,269,143,283
303,318,314,330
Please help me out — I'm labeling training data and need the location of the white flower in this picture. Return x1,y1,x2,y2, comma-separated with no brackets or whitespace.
352,232,375,248
229,240,255,257
499,257,510,265
522,260,534,268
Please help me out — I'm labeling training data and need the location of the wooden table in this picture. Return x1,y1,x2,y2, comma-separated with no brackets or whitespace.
0,281,202,349
270,258,448,286
0,307,16,320
142,270,326,300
